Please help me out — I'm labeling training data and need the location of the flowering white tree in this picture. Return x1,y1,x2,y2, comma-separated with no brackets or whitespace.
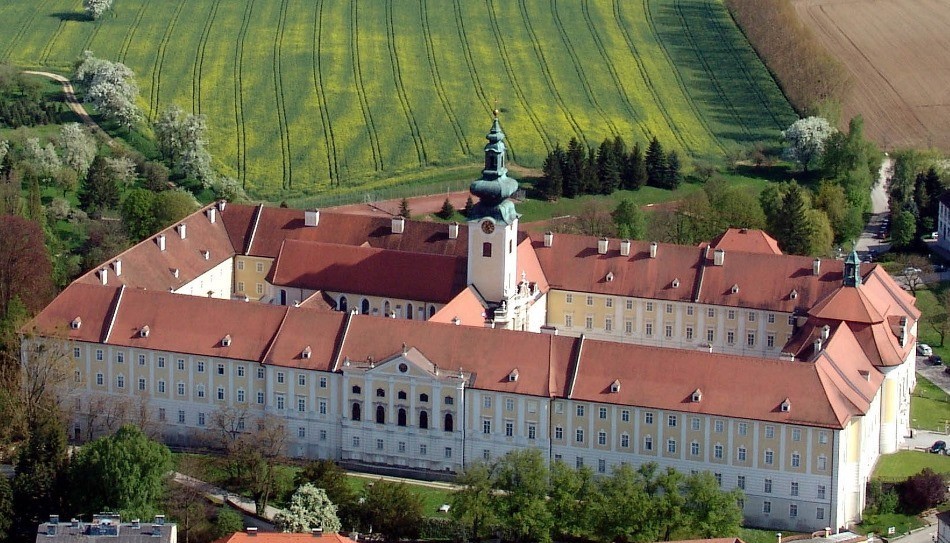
273,484,342,534
58,123,97,179
83,0,114,20
74,51,141,131
154,105,214,183
0,140,9,168
104,156,137,186
24,137,63,184
782,116,836,173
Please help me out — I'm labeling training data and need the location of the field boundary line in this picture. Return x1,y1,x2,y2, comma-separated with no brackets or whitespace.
549,0,622,141
641,0,725,154
312,0,340,186
148,0,187,121
516,0,586,145
2,0,49,63
79,19,103,62
193,0,222,115
672,0,751,138
273,0,292,188
40,16,68,66
385,0,427,166
484,0,554,153
451,0,502,157
419,0,469,157
118,0,150,63
351,0,383,172
233,0,255,186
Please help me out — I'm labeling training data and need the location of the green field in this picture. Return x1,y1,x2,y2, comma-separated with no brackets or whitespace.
0,0,796,200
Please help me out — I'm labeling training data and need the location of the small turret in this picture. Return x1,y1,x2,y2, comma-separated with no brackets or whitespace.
843,250,862,287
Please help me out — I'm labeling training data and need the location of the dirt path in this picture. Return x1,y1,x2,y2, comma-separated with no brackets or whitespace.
22,70,114,145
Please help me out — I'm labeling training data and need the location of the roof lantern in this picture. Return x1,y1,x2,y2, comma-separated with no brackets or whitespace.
468,111,520,225
843,250,862,287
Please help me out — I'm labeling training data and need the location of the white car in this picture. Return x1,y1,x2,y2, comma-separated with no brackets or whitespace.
917,343,933,357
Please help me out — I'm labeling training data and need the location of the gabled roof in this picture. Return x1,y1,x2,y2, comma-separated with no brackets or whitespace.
429,286,488,327
261,307,346,370
707,228,782,255
808,286,885,324
220,204,468,259
213,534,357,543
267,240,467,304
74,203,236,291
26,283,121,342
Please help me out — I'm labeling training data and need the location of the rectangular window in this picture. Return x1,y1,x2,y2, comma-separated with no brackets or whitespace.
763,501,771,514
576,405,585,417
277,372,285,384
714,444,723,459
138,354,146,365
599,407,607,419
737,447,747,461
257,367,265,379
645,412,654,424
727,330,735,344
605,317,612,332
664,324,673,338
482,449,490,460
789,504,798,518
419,443,426,455
690,442,700,455
74,370,81,383
585,315,593,330
565,314,573,327
256,283,263,295
138,378,146,391
747,333,755,347
765,425,775,439
177,359,185,370
237,281,245,293
444,447,452,459
598,459,606,473
319,399,327,415
528,424,536,440
483,396,492,409
788,315,796,325
706,328,714,342
237,260,244,270
505,398,514,411
738,422,748,435
792,428,802,441
819,431,828,444
586,295,593,306
576,457,584,469
764,450,774,465
605,298,613,308
737,475,745,489
666,304,673,314
817,507,825,520
576,429,584,443
177,382,185,396
598,431,607,445
715,473,722,486
621,410,630,422
158,408,166,421
686,327,693,340
765,479,772,493
178,410,185,424
728,310,736,320
237,365,245,377
555,426,563,440
158,356,166,368
320,430,327,441
565,293,573,304
687,305,694,316
117,352,124,363
621,434,629,447
791,453,801,467
116,375,125,388
158,380,165,393
298,374,306,386
708,308,715,318
748,311,756,322
667,439,676,454
257,391,265,404
624,320,633,334
691,417,700,431
298,427,306,438
714,419,723,432
276,395,285,410
768,313,775,323
646,302,653,312
644,436,653,450
482,419,491,434
96,349,103,361
73,347,81,358
668,415,677,427
353,436,360,448
376,439,384,450
217,364,225,375
297,397,306,412
197,361,204,373
217,387,225,401
237,390,245,403
645,323,653,336
625,299,633,310
256,262,264,273
767,334,775,348
791,482,799,496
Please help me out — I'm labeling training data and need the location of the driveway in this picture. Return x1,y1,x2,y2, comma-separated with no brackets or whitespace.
855,157,894,257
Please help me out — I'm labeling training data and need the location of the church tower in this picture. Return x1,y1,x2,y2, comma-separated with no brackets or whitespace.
467,112,519,304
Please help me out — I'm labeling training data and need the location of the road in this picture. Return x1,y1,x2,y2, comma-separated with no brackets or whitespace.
855,157,894,257
21,70,113,146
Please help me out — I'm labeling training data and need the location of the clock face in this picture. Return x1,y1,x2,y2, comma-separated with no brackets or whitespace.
481,220,495,234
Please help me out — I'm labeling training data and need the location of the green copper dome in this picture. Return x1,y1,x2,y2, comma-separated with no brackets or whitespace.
469,115,519,225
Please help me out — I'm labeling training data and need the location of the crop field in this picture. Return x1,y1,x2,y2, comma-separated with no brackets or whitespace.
793,0,950,153
0,0,796,200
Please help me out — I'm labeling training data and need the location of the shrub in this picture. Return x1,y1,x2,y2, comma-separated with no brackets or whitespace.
898,468,947,513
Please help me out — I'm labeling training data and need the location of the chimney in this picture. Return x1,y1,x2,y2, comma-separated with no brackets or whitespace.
813,258,821,276
540,325,559,335
154,515,165,526
177,223,187,239
821,324,831,340
597,237,609,255
217,199,227,212
305,210,320,227
448,222,459,240
311,528,324,537
113,260,122,276
776,533,782,543
246,527,258,536
131,519,140,529
649,241,658,258
207,207,216,224
157,234,166,251
620,239,631,256
99,268,109,285
391,215,405,234
49,515,59,525
71,519,79,528
713,248,725,266
543,231,554,247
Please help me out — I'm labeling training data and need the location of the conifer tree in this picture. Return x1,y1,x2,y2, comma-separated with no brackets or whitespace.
563,138,585,198
539,146,565,200
596,138,620,195
773,183,814,255
398,198,410,218
437,198,455,220
462,196,475,218
665,150,682,190
645,137,666,188
623,142,647,190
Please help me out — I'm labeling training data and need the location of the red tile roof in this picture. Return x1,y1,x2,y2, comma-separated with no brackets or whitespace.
267,240,467,304
429,286,488,326
213,533,357,543
808,286,885,324
74,203,236,291
262,308,346,371
26,283,121,342
707,228,782,255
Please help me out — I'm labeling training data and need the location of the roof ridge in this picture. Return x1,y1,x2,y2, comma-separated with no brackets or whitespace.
332,310,357,372
102,284,126,343
245,203,264,254
567,334,584,399
260,305,293,364
693,246,708,302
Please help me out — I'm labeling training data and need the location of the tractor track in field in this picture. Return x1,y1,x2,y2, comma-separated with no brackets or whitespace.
700,0,784,130
485,0,554,153
3,0,49,63
517,0,586,145
118,0,149,63
384,0,427,166
419,0,469,157
607,0,685,148
149,0,187,121
550,0,622,141
233,0,255,186
193,0,222,115
672,0,751,138
313,0,340,185
351,0,383,172
273,0,293,188
40,16,68,66
79,19,103,60
642,0,725,154
452,0,509,159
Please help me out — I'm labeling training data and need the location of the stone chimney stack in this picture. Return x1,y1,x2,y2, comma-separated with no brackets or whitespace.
543,231,553,247
649,241,658,258
713,249,725,266
597,237,609,255
391,216,405,234
620,239,631,256
448,222,459,239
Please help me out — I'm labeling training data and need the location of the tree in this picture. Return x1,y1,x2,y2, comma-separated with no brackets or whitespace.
895,254,931,296
166,456,216,543
68,424,172,519
274,484,342,533
211,411,287,516
891,210,916,249
814,181,863,243
548,460,594,540
589,464,653,543
664,150,682,189
538,145,565,200
0,215,54,317
121,188,157,241
772,182,814,255
612,199,645,240
898,468,947,513
451,462,497,541
645,137,666,188
782,116,835,172
23,137,63,187
58,123,97,181
596,138,621,195
74,52,141,130
462,196,475,218
563,138,585,198
929,289,950,346
492,449,553,543
140,161,170,192
153,105,214,183
398,198,411,218
682,471,743,538
623,141,647,190
105,156,138,187
294,460,358,530
12,408,69,539
84,0,114,20
152,189,200,230
213,508,244,539
79,155,120,216
437,198,455,220
360,480,423,542
0,475,12,542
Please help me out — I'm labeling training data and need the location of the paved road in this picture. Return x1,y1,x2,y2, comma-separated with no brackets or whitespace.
855,157,894,256
22,70,113,146
172,472,279,529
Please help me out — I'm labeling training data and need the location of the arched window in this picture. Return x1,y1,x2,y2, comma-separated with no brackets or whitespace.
419,410,429,429
482,242,492,257
339,296,348,312
397,390,407,400
398,408,407,427
419,393,429,403
384,301,391,316
280,289,287,305
351,403,361,421
376,388,385,397
361,299,370,315
429,305,436,318
406,303,413,320
376,405,385,424
352,385,361,394
444,413,454,432
444,396,454,405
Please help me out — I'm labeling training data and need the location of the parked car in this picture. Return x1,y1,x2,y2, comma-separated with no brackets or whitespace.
929,440,946,454
917,343,933,357
929,354,944,365
904,267,923,276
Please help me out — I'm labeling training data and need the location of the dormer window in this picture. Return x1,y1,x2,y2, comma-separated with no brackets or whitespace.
221,334,232,347
691,389,702,403
70,317,82,330
508,369,519,382
790,289,798,300
606,272,614,283
610,379,621,393
140,326,150,338
302,346,312,359
731,284,739,294
780,398,791,412
672,278,680,289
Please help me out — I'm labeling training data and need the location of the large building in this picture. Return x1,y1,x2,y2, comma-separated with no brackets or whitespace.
26,117,920,533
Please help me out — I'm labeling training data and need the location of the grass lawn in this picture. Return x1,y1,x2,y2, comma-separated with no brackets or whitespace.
856,512,926,537
873,451,950,482
345,475,454,519
912,376,950,432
